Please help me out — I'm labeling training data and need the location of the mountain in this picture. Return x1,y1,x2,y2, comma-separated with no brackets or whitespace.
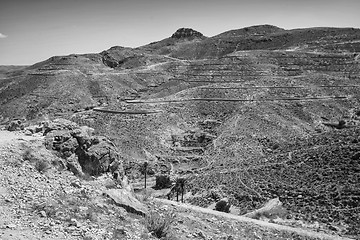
1,25,360,237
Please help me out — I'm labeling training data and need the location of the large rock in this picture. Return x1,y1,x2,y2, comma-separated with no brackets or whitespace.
7,120,24,131
243,198,287,219
105,189,148,216
43,119,123,177
215,198,231,213
72,126,94,147
76,136,122,176
25,124,44,134
45,130,78,158
43,118,79,135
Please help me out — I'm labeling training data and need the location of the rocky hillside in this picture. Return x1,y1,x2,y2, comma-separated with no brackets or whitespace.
0,127,335,240
1,24,360,239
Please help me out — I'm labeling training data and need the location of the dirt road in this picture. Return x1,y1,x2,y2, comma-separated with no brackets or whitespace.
0,130,41,145
155,198,354,240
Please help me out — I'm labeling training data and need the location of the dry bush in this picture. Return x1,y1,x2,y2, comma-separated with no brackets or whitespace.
144,210,177,239
22,148,35,161
22,148,50,173
35,159,50,173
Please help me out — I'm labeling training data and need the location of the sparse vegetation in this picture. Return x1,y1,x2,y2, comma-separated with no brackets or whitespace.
189,127,360,235
34,159,50,173
22,147,51,173
1,24,360,239
22,148,34,161
144,210,177,239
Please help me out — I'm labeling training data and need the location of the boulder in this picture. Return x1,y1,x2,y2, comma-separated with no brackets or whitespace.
60,137,79,158
43,118,78,135
7,120,24,131
43,119,123,177
215,198,231,213
25,124,44,134
72,126,94,147
243,198,287,219
44,130,78,158
105,189,147,216
24,130,33,136
76,137,123,176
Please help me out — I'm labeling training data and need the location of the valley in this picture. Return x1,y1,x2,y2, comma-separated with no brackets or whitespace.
0,25,359,239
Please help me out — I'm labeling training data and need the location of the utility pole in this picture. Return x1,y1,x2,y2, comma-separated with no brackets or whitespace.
181,180,185,203
143,162,148,189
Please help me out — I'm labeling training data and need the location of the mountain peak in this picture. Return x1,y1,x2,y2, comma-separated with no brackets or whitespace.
171,28,204,39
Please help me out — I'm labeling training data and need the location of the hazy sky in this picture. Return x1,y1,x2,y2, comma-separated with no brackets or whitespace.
1,0,360,65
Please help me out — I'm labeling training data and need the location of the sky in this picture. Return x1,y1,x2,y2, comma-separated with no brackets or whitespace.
0,0,360,65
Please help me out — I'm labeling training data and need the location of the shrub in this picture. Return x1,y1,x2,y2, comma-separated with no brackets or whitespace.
22,148,34,161
35,159,50,173
22,148,50,173
155,175,172,189
144,210,177,239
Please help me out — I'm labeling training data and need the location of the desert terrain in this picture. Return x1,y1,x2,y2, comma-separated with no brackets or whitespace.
0,25,359,239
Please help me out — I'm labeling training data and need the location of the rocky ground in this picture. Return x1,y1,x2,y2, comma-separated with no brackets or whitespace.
188,127,360,238
0,130,148,240
1,25,360,240
0,129,350,240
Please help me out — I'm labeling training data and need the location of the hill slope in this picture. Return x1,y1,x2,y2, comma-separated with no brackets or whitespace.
1,24,360,238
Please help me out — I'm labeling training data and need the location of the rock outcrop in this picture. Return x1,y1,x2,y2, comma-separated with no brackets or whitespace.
105,188,148,216
43,118,79,135
171,28,204,39
7,120,24,131
243,198,287,220
25,124,44,135
44,118,123,177
76,136,121,176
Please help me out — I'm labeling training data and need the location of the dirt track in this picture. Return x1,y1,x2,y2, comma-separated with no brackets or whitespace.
0,131,40,145
155,198,354,240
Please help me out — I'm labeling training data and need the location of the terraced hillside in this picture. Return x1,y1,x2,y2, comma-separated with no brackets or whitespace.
188,127,360,236
1,25,360,238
